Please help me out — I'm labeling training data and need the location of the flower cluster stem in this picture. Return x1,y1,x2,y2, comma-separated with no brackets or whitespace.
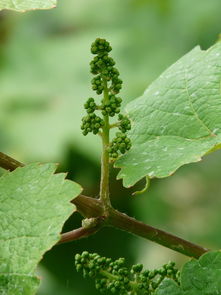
99,78,111,212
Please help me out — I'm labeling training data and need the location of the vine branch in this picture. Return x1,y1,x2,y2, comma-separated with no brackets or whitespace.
58,216,105,244
58,227,98,244
0,152,209,258
0,152,24,171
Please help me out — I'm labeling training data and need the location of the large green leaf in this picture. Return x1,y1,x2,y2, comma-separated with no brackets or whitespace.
0,163,82,294
155,250,221,295
0,0,56,12
116,42,221,187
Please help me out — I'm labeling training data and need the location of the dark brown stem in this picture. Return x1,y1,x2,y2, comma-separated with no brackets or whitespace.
69,194,209,258
58,215,105,244
58,216,105,244
58,227,98,244
108,208,209,258
72,195,103,218
0,152,24,171
0,152,209,258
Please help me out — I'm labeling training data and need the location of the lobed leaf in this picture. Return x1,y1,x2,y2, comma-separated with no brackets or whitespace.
0,163,82,294
115,42,221,187
155,250,221,295
0,0,56,12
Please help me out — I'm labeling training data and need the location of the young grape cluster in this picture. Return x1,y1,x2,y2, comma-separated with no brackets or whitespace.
101,94,122,117
84,97,97,114
75,252,180,295
108,132,132,159
118,114,131,133
81,113,104,136
90,38,122,94
81,38,132,161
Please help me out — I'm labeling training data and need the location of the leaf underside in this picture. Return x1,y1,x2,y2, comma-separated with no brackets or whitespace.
115,42,221,187
0,0,56,12
0,163,82,294
155,250,221,295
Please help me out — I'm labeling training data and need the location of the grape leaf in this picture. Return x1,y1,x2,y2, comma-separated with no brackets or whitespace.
0,163,82,294
0,0,56,12
155,250,221,295
115,41,221,187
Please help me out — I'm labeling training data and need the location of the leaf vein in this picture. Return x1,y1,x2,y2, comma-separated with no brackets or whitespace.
183,66,214,136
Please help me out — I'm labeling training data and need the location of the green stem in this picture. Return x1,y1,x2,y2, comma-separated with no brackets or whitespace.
99,270,139,292
99,77,111,212
109,122,119,129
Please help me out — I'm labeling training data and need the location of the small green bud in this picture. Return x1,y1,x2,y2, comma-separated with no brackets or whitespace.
132,264,143,273
151,281,158,289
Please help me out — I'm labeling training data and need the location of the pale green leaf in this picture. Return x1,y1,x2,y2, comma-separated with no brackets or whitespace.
0,0,56,12
0,163,82,294
155,250,221,295
155,279,182,295
116,42,221,187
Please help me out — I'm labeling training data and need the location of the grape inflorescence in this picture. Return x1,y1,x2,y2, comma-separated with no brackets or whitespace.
81,38,132,161
108,132,132,159
75,251,180,295
90,38,122,94
81,113,104,136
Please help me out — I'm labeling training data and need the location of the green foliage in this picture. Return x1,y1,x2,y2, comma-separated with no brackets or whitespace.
0,0,56,12
116,41,221,187
155,250,221,295
1,2,221,294
0,163,81,294
75,252,179,295
76,38,221,295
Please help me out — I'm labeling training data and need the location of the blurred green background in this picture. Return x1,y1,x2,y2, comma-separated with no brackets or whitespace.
1,0,221,294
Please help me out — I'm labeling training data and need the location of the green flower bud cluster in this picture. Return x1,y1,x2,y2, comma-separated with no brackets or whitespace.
109,132,132,160
90,38,123,94
91,38,112,55
91,75,104,95
84,97,97,113
118,114,131,133
101,95,122,117
81,38,132,157
75,252,180,295
81,113,104,135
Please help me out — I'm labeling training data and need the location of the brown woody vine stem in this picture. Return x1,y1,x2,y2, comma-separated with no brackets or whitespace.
0,152,24,171
0,152,209,258
58,226,98,244
58,216,105,244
